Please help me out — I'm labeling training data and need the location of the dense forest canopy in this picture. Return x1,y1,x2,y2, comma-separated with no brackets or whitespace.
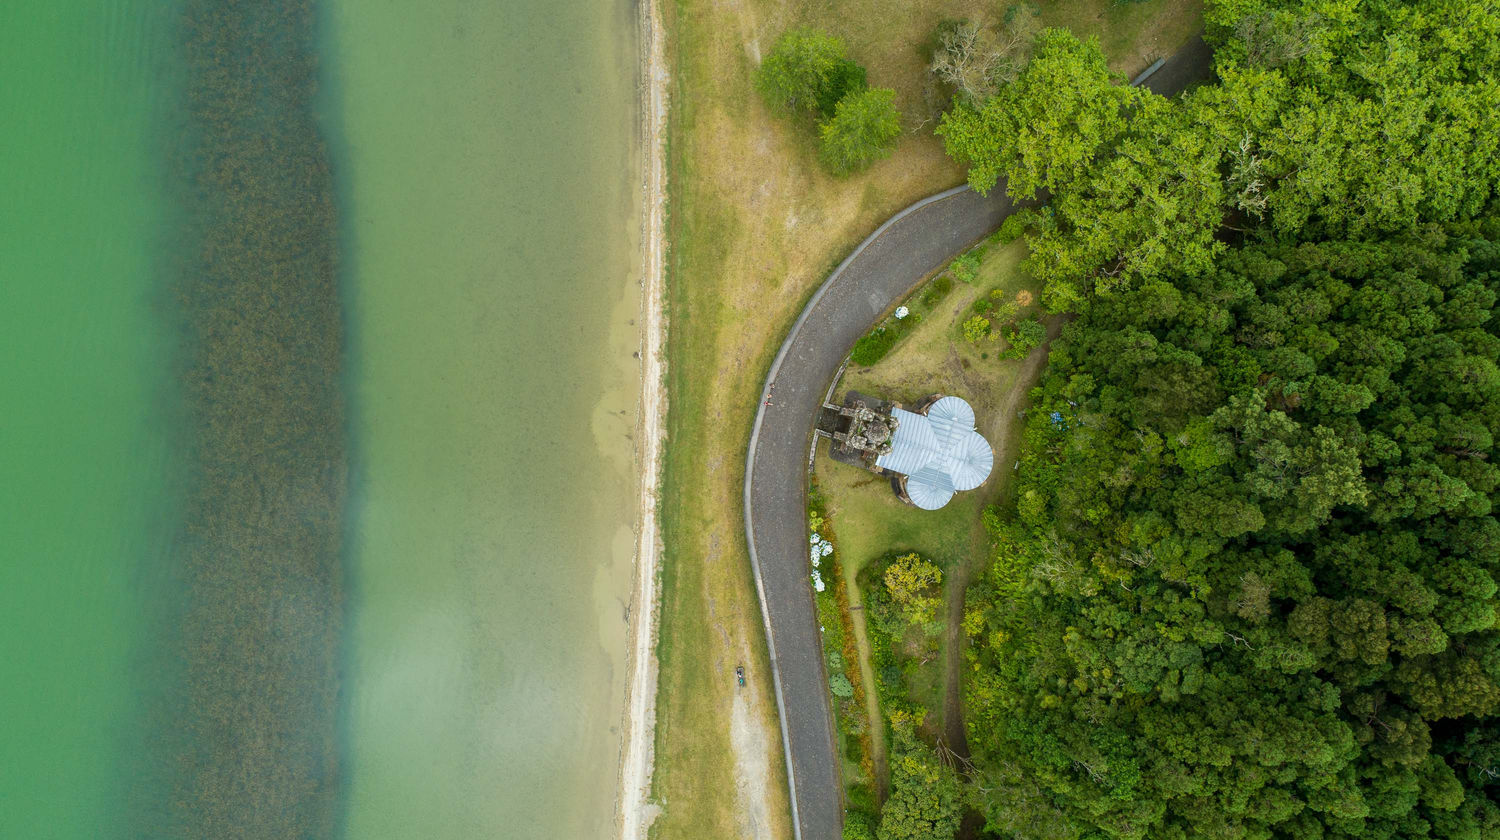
936,2,1500,839
967,225,1500,840
938,0,1500,311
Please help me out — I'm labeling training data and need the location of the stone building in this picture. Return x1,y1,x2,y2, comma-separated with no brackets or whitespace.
818,391,993,510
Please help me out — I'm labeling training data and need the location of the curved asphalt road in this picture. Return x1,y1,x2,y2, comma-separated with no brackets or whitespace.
742,38,1213,840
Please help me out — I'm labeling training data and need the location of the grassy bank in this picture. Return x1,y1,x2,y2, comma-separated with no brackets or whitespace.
651,1,1202,837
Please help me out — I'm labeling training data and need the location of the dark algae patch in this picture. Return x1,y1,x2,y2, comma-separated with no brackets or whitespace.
141,1,345,836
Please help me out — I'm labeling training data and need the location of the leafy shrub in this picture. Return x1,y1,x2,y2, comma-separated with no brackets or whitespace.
850,326,898,366
879,664,903,695
842,810,877,840
1001,317,1045,358
996,209,1034,243
990,299,1020,326
919,275,953,309
962,314,991,343
830,673,855,698
948,253,980,284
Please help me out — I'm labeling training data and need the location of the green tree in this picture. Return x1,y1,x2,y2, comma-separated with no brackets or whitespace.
937,28,1135,198
877,747,963,840
843,811,878,840
820,87,902,174
816,59,867,119
943,6,1500,835
939,2,1500,307
756,28,863,117
884,554,943,626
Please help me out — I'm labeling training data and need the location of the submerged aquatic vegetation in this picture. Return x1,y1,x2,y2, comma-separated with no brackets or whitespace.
135,2,346,837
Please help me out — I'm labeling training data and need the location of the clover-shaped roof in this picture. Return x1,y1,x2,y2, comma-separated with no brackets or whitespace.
875,396,994,510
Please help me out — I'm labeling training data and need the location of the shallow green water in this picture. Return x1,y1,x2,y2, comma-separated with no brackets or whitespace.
326,1,642,838
0,2,180,835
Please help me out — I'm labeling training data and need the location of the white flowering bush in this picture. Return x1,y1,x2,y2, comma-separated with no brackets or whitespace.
810,534,834,569
809,511,835,591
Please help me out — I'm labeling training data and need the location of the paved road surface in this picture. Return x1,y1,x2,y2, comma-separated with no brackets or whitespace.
741,38,1212,840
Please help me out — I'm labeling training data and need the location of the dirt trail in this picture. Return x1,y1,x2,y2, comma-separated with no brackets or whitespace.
730,690,776,838
938,315,1068,757
843,569,891,801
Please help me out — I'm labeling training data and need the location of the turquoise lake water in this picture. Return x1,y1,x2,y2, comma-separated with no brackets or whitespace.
1,0,642,836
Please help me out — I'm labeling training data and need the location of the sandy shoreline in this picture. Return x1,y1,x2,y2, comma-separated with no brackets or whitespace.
616,0,668,837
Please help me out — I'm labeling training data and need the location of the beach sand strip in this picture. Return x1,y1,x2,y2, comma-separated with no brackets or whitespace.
617,0,669,837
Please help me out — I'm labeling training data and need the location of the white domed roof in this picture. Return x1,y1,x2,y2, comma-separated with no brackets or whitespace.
927,395,976,428
905,474,956,510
